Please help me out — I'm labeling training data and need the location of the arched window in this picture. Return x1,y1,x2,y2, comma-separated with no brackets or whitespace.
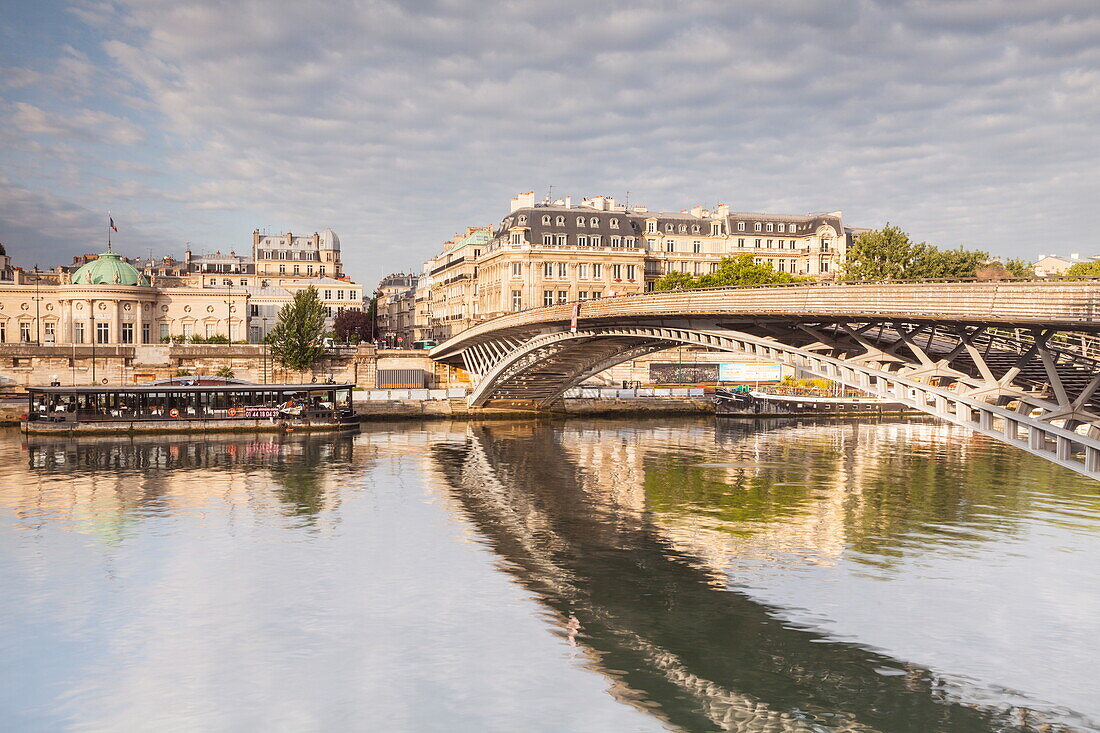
518,215,527,224
691,225,699,233
666,223,674,232
577,216,586,226
542,215,551,225
678,224,687,233
610,218,619,228
590,217,599,227
556,216,565,226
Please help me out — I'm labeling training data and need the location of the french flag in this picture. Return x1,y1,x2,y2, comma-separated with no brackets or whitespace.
110,216,118,233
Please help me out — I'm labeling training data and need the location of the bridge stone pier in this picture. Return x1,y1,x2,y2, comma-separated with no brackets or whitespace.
431,281,1100,480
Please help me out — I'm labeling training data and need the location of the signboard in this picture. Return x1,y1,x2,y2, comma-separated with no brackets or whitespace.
649,363,719,384
718,362,784,383
570,302,580,333
245,407,281,419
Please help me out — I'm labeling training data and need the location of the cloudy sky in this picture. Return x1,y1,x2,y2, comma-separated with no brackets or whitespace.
1,0,1098,286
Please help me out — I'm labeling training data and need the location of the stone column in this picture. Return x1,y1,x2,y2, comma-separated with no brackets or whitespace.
110,299,121,345
59,300,71,345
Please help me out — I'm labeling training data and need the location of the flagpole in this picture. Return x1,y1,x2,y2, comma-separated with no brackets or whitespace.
108,211,112,252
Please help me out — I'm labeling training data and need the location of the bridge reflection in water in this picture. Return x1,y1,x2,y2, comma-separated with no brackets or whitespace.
429,418,1092,732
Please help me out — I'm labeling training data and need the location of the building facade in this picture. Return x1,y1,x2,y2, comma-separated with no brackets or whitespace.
377,192,859,344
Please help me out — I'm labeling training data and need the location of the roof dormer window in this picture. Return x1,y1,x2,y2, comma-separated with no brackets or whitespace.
590,217,599,227
518,215,528,225
766,222,774,232
556,215,565,226
610,218,619,228
738,221,745,231
666,224,674,232
542,215,551,225
777,222,785,233
754,222,762,232
678,224,687,233
577,216,586,226
691,225,699,233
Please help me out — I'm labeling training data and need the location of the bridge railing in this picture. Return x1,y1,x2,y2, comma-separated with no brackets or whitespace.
434,280,1100,354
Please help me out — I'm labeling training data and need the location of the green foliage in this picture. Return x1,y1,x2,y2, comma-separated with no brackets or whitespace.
1066,260,1100,277
843,224,989,281
215,366,235,378
653,254,802,291
268,287,327,372
189,334,230,344
1003,257,1034,277
173,368,192,377
333,308,375,343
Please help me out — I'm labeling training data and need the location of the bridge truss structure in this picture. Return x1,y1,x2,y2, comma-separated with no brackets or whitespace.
431,281,1100,481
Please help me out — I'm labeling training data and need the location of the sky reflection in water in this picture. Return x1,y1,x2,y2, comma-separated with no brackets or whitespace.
0,417,1098,732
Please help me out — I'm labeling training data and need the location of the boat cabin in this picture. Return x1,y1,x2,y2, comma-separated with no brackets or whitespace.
25,383,355,424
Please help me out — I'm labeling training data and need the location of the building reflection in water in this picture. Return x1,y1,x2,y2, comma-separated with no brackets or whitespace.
11,432,358,540
429,417,1091,732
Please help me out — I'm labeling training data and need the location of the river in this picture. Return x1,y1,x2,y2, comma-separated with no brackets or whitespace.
1,416,1098,731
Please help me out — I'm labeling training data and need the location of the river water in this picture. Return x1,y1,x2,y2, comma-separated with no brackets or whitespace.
1,416,1099,732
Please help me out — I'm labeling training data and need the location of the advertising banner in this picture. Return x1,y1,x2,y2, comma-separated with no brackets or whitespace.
717,362,784,383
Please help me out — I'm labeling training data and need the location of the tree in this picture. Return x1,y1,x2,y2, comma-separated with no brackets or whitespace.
1003,257,1034,277
653,254,800,291
1066,260,1100,277
843,224,989,280
333,308,375,343
268,287,327,372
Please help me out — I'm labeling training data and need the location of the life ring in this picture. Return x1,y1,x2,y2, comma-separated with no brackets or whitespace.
169,408,180,418
227,408,239,417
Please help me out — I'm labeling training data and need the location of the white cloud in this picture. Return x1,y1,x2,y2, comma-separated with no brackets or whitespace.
2,0,1100,283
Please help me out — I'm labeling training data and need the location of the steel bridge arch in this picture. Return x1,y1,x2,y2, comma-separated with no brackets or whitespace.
463,323,1100,481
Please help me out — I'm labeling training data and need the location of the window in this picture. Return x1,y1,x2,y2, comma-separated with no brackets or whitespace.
711,223,721,235
610,236,621,246
542,215,550,225
711,263,719,273
73,322,84,344
209,278,216,286
511,262,522,278
590,235,601,246
20,322,31,342
325,290,332,300
511,290,522,311
543,233,554,245
822,260,830,272
592,263,602,278
45,322,56,343
778,223,786,233
693,240,702,253
576,216,585,226
666,239,675,252
625,237,635,247
182,323,193,339
159,323,169,341
822,239,831,251
319,266,325,277
590,217,599,227
543,290,555,306
578,263,589,278
556,235,567,245
678,224,687,233
204,323,215,338
755,239,762,247
142,323,150,344
577,235,588,246
646,221,656,233
578,291,589,300
307,265,313,276
555,216,565,226
241,279,248,285
558,263,567,278
591,291,602,299
558,290,568,304
626,265,636,280
544,262,554,278
738,238,745,247
778,260,786,272
279,265,286,275
610,218,619,228
518,215,527,224
666,224,674,232
612,264,622,280
738,221,746,231
767,222,774,232
754,222,762,232
767,239,773,248
510,232,522,244
121,323,134,344
292,265,300,275
337,290,345,300
223,278,232,286
96,322,109,344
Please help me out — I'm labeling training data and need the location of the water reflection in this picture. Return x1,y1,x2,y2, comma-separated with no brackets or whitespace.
430,418,1097,732
13,432,357,538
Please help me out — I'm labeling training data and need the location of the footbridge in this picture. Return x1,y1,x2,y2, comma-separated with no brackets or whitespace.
431,280,1100,480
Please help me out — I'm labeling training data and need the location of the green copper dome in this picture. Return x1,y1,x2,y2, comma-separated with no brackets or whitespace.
71,251,148,286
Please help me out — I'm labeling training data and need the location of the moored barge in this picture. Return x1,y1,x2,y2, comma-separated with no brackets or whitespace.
21,383,358,435
714,386,910,417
